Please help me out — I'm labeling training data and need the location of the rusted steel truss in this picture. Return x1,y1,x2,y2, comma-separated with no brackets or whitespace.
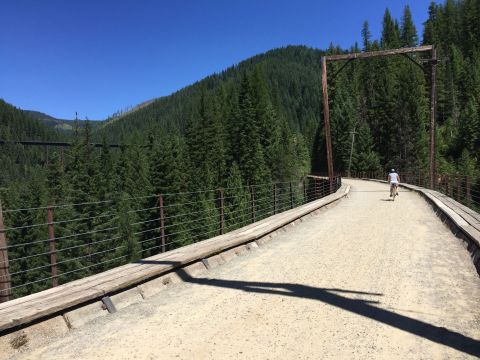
321,45,437,189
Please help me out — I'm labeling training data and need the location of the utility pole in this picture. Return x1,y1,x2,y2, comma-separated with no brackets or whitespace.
347,127,357,177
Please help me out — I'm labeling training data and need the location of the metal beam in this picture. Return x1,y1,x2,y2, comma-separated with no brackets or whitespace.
400,53,428,74
321,57,334,192
330,58,354,80
0,140,121,148
325,45,433,61
429,47,437,189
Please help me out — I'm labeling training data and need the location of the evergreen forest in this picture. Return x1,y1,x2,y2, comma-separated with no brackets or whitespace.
1,0,479,297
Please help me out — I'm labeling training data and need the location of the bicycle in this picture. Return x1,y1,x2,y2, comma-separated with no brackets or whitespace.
390,183,398,201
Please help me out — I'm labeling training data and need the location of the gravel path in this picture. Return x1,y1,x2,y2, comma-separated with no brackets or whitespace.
13,179,480,359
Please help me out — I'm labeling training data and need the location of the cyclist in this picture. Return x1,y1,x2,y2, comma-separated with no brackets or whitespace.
388,169,400,197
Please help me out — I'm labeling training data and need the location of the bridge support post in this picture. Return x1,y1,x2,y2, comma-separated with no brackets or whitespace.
321,56,335,194
159,195,165,253
60,147,65,171
429,47,437,190
0,201,12,303
47,206,58,288
45,145,49,167
219,189,225,235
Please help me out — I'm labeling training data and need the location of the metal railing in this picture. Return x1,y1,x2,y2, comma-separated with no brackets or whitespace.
346,171,479,211
0,175,342,302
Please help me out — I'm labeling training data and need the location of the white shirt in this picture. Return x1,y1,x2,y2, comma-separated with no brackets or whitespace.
389,172,399,184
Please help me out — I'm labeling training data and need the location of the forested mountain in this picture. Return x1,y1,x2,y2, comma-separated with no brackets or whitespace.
2,0,479,205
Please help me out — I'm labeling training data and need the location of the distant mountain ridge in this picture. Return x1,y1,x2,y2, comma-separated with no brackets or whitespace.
95,45,325,142
25,110,99,134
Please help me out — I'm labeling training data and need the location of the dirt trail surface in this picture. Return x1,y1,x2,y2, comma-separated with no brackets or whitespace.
10,180,480,359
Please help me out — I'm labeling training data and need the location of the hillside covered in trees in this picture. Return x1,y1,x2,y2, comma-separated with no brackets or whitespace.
0,0,479,295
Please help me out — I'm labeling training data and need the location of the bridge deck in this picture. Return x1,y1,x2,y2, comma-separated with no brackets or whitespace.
9,180,480,359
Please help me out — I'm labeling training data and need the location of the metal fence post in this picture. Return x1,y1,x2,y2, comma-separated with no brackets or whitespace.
290,182,294,209
0,201,12,302
250,186,256,223
466,177,472,208
219,189,225,235
47,206,58,287
448,175,453,197
159,195,165,253
456,176,461,201
273,183,277,215
303,178,307,203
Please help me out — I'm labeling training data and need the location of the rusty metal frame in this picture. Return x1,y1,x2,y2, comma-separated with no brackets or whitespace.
321,45,437,189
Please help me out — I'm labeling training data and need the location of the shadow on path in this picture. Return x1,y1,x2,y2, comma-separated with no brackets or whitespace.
136,260,480,357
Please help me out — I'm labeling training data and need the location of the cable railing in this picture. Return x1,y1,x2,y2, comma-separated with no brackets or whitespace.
346,170,480,212
0,175,342,302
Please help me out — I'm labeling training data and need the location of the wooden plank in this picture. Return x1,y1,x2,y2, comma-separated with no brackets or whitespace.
401,183,480,248
428,193,480,233
0,288,102,332
324,45,433,61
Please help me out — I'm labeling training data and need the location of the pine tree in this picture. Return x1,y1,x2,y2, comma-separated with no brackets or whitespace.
381,8,401,49
362,21,372,51
401,5,418,47
237,73,271,186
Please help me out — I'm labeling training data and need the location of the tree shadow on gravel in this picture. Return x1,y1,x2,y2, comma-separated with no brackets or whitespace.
136,260,480,357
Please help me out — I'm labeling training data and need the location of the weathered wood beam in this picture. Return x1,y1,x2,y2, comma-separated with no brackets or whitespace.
324,45,433,61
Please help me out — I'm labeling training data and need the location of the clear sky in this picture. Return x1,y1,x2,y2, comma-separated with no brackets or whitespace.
0,0,433,120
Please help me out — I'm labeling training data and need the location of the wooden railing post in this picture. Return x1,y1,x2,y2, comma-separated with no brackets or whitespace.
250,186,256,223
159,195,165,253
273,183,277,215
290,182,294,209
47,206,58,287
0,201,12,302
219,189,225,235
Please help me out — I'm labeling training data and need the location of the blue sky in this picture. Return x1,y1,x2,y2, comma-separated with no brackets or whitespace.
0,0,433,120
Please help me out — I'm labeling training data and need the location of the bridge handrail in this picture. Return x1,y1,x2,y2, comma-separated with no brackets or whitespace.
0,176,342,303
0,182,349,333
346,170,479,212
